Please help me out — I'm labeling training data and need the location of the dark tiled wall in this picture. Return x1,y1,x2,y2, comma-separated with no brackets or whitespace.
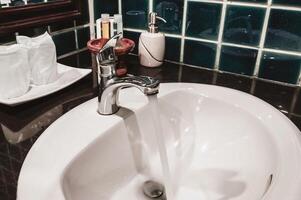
0,0,91,66
96,0,301,85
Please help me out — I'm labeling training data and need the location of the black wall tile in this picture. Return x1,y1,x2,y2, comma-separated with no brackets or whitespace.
154,0,184,34
77,27,90,49
122,0,148,29
184,40,217,69
223,6,265,46
220,46,258,75
53,31,76,56
165,37,181,62
259,52,301,84
94,0,119,20
186,2,222,40
265,9,301,52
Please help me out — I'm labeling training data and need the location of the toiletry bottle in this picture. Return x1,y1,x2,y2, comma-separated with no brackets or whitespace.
101,14,110,39
96,17,102,39
109,17,115,38
138,12,166,67
114,14,123,37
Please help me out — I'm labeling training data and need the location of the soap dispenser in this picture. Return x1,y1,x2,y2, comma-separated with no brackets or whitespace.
139,12,166,67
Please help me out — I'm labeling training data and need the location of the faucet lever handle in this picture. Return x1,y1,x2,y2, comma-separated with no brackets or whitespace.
97,45,117,65
97,33,123,65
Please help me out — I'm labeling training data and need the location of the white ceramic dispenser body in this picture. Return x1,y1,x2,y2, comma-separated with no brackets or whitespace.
138,12,166,67
139,32,165,67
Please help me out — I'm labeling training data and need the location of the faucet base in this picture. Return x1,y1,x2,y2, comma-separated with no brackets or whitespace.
98,104,119,115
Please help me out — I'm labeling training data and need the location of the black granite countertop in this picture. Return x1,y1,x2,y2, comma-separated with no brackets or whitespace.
1,52,301,200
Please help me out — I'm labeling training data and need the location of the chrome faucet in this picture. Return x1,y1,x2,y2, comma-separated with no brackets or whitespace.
96,34,160,115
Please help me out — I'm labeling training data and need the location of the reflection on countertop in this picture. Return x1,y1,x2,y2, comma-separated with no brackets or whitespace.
0,51,301,200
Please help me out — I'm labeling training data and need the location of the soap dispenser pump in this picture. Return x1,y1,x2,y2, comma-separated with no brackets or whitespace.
139,12,167,67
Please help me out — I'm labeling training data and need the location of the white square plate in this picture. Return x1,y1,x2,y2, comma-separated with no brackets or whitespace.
0,63,92,106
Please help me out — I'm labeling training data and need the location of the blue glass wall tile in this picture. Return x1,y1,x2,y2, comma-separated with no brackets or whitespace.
186,2,222,40
223,6,265,46
265,10,301,52
53,32,76,56
154,0,184,34
259,52,301,84
94,0,118,20
50,21,74,32
77,27,90,49
78,50,92,68
184,40,216,69
165,37,181,62
220,46,257,75
273,0,301,6
77,0,90,25
122,0,148,29
123,31,140,54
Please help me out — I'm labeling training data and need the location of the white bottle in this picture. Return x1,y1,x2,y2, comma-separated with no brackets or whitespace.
139,12,167,67
114,14,123,37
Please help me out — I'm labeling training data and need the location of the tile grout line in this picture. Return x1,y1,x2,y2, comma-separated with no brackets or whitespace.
272,5,301,12
47,26,51,34
188,0,222,4
57,47,88,60
178,65,183,82
289,87,300,117
227,1,268,8
212,72,218,85
214,0,228,70
50,24,90,36
222,42,258,50
164,33,182,38
298,64,301,86
263,48,301,57
118,0,122,14
74,20,79,50
180,0,189,63
123,28,144,33
186,36,218,44
253,0,272,77
88,0,95,39
250,78,257,95
188,0,301,12
73,21,80,67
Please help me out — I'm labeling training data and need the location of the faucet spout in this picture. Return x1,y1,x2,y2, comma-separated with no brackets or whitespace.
116,75,160,95
98,75,160,115
96,33,160,115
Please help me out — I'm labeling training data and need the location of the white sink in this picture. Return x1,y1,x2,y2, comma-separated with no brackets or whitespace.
17,83,301,200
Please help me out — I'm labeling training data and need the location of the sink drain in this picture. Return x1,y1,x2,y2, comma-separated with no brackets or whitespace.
142,180,165,199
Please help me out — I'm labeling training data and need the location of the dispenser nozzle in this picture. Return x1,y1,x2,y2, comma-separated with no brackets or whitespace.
156,16,167,24
148,12,167,33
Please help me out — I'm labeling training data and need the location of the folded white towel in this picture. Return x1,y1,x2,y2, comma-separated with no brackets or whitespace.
17,32,58,85
0,44,31,99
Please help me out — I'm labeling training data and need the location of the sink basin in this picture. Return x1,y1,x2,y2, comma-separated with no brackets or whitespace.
17,83,301,200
